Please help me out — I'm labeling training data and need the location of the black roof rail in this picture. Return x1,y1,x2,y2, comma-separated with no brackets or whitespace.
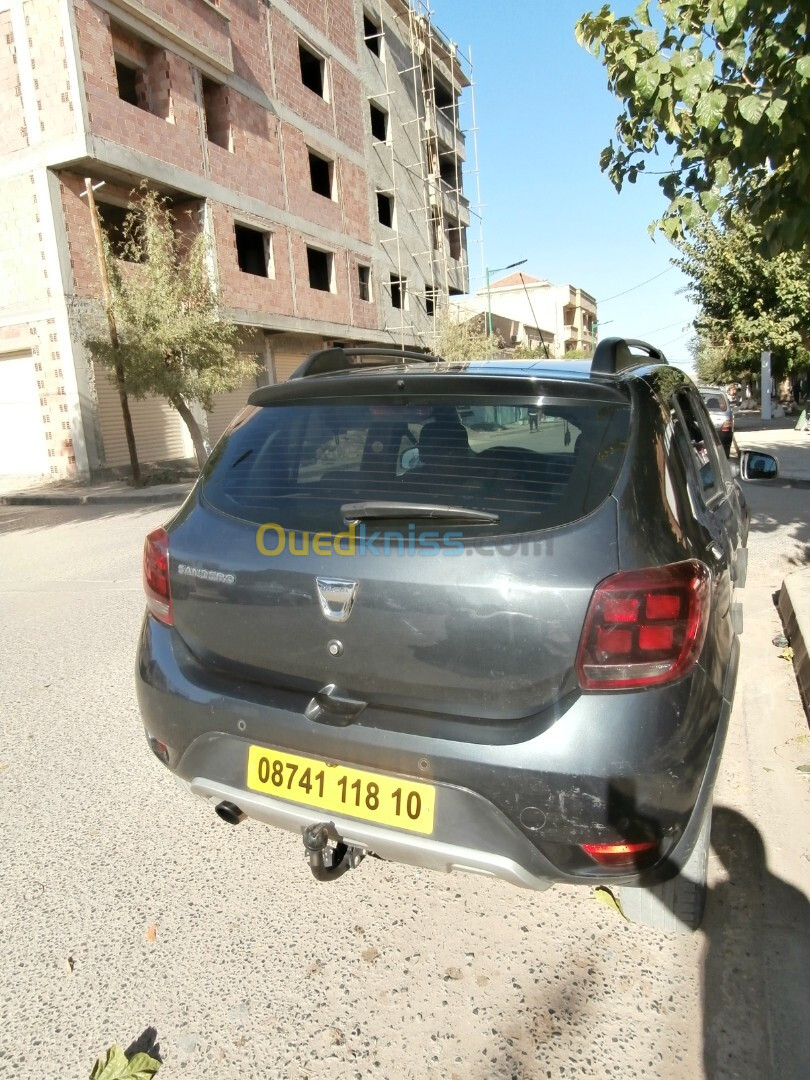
291,346,443,379
591,337,668,376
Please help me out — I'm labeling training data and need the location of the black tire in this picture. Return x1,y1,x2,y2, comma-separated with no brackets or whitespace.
618,803,711,933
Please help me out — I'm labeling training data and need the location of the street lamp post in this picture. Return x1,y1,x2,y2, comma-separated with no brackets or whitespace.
486,258,527,337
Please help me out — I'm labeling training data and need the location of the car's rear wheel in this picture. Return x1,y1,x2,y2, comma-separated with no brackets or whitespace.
618,801,711,933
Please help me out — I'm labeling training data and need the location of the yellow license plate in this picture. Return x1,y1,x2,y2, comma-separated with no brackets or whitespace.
246,746,435,835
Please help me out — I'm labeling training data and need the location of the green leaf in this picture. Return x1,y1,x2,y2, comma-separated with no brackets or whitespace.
695,89,727,130
593,885,627,919
90,1047,130,1080
766,97,787,124
699,189,721,214
120,1052,162,1079
798,57,810,81
739,95,768,124
635,62,661,99
88,1046,161,1080
635,1,652,28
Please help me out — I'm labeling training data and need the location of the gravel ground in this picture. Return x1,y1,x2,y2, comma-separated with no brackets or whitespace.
0,491,808,1080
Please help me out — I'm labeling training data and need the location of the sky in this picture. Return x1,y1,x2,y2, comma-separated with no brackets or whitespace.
432,0,698,374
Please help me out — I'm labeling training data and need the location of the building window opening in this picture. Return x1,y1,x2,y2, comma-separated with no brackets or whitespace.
363,13,382,56
115,60,140,107
369,101,388,142
377,192,394,228
358,265,371,301
308,151,334,199
434,79,455,112
425,285,436,317
440,153,460,191
390,274,406,309
235,224,270,277
201,76,230,150
299,42,325,98
429,207,442,251
307,247,334,292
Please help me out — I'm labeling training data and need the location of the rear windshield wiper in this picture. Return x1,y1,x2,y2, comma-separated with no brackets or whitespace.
341,501,499,524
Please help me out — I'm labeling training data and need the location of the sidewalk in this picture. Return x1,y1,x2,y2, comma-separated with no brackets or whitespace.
733,412,810,482
0,473,193,506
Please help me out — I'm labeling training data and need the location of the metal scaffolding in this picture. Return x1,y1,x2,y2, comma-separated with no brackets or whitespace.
369,0,482,348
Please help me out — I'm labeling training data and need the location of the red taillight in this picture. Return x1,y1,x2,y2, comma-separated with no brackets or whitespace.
581,840,659,867
576,560,711,690
143,527,173,625
721,419,733,433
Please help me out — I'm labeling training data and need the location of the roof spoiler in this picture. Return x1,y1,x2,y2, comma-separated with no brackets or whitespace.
591,337,668,376
291,346,442,379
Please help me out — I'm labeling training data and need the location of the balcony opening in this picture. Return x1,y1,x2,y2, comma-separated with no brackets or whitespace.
433,78,455,112
299,42,325,98
358,265,371,302
363,13,382,56
425,285,436,317
96,202,136,261
390,274,406,310
369,101,388,142
235,224,271,277
201,76,230,150
111,24,169,118
377,192,394,228
308,151,334,199
307,247,334,292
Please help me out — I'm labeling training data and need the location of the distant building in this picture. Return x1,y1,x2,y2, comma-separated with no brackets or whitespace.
0,0,471,478
451,273,597,356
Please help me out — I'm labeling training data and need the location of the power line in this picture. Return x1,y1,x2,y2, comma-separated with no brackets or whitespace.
598,266,674,305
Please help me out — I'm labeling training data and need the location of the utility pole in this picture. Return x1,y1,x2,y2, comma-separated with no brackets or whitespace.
84,178,142,486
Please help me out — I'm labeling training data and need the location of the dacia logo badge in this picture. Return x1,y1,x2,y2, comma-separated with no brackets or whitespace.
315,578,358,623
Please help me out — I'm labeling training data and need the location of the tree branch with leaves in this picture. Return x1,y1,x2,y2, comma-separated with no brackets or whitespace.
576,1,810,251
85,187,259,468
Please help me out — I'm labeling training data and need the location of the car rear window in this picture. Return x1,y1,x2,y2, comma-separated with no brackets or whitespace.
201,396,630,536
700,391,728,411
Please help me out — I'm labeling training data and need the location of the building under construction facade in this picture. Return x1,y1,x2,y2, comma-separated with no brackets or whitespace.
0,0,472,478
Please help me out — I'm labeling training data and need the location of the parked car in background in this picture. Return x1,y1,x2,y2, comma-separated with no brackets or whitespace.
137,340,777,934
699,386,734,456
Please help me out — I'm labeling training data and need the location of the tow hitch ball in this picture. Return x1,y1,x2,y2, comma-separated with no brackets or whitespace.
302,823,365,882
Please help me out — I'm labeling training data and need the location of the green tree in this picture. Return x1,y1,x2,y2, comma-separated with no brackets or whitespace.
576,2,810,250
674,207,810,378
85,188,258,467
433,310,501,361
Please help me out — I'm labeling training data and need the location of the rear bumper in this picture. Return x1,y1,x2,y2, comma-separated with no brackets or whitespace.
136,616,738,890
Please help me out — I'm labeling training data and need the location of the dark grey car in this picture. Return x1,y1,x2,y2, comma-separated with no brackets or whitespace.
136,338,776,932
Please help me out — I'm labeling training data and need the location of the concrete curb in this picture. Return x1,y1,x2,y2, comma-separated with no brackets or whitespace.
778,568,810,721
0,487,192,507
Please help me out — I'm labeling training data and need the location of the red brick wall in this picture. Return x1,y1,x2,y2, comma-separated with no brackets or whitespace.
291,235,352,324
127,0,232,67
269,10,336,132
207,92,285,209
282,124,344,232
222,0,269,88
349,255,381,331
213,202,295,317
77,2,204,175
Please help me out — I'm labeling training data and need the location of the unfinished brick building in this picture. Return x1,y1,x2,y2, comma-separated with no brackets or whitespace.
0,0,471,477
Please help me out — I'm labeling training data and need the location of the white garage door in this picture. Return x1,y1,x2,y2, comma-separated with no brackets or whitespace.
0,354,50,475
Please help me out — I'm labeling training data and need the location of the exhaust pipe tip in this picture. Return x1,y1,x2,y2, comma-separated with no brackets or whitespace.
215,800,246,826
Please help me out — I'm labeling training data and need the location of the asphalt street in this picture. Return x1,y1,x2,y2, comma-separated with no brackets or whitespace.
0,485,808,1080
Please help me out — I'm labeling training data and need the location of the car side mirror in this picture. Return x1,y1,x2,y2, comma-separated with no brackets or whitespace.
739,450,778,481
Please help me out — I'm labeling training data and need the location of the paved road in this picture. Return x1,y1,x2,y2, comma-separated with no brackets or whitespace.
0,489,808,1080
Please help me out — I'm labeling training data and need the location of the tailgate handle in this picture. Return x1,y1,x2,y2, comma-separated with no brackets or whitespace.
305,684,367,726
